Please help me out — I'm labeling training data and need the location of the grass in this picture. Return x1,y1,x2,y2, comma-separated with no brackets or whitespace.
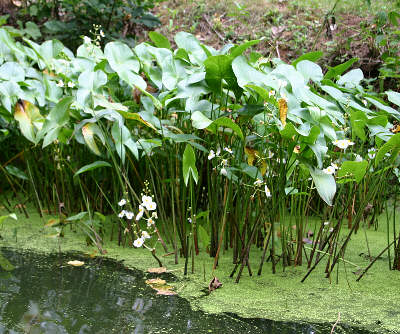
1,204,400,333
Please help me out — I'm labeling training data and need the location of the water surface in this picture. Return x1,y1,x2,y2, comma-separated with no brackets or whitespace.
0,249,374,333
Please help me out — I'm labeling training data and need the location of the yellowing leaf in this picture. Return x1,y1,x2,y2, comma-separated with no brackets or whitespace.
244,147,267,176
67,260,85,267
45,218,60,227
145,278,166,285
147,267,167,274
14,100,44,143
278,98,288,127
82,123,101,155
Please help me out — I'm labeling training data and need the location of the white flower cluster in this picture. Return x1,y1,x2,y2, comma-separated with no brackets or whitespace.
253,178,272,198
333,139,354,150
323,163,339,175
117,195,158,248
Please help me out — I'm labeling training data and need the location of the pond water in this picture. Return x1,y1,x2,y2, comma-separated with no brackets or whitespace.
0,249,373,334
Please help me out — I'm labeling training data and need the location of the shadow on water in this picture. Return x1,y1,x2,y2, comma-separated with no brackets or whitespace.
0,248,374,334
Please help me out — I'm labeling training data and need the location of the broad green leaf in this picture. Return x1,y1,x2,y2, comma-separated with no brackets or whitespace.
204,55,241,97
148,31,171,49
292,51,323,67
296,60,323,82
74,161,111,178
230,40,260,59
66,211,88,221
104,41,140,74
81,123,104,156
387,91,400,107
337,160,368,183
375,133,400,167
5,165,28,180
0,62,24,82
309,167,336,206
197,225,210,248
324,58,358,80
208,117,244,140
337,69,363,87
182,144,198,186
191,111,212,129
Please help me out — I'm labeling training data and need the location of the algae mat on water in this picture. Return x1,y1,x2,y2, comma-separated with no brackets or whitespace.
0,207,399,333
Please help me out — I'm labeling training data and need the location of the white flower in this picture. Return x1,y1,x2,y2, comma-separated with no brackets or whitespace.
146,201,157,211
151,211,158,219
329,227,334,233
67,81,75,88
125,211,134,220
141,195,153,207
100,30,105,37
118,210,126,218
265,185,272,197
268,90,275,98
354,154,363,162
362,99,368,106
56,80,64,87
333,139,355,150
141,230,151,239
222,159,228,166
331,163,339,170
254,179,263,186
216,148,221,156
133,237,144,248
368,148,376,159
224,147,233,154
135,205,144,221
208,150,215,160
323,221,330,226
118,199,127,207
323,166,336,175
83,36,91,44
146,217,155,227
268,151,274,158
220,168,227,176
188,217,192,223
329,24,337,31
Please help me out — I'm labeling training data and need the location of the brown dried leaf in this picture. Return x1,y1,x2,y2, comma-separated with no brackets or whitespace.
208,276,222,292
147,267,167,274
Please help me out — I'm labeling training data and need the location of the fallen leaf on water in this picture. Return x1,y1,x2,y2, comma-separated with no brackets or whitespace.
147,267,167,274
67,260,85,267
209,276,222,292
145,278,166,285
156,289,177,295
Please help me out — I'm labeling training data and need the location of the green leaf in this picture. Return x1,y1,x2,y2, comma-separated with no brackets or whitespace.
386,91,400,107
296,60,323,82
324,58,358,80
229,40,260,58
197,225,210,248
81,123,104,156
375,133,400,167
5,165,28,180
74,161,111,178
309,167,336,206
0,251,14,271
292,51,323,67
209,117,244,140
191,111,213,129
337,69,363,87
104,41,140,74
24,21,41,40
66,211,88,221
204,55,242,98
148,31,171,49
182,144,198,186
337,160,368,183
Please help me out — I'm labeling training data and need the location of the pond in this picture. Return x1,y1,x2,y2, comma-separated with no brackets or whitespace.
0,249,373,334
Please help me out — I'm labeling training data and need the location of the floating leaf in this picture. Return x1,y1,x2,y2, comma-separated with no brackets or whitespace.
147,267,167,274
67,260,85,267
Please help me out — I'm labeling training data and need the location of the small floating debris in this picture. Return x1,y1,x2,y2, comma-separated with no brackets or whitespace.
67,260,85,267
147,267,167,274
145,277,177,295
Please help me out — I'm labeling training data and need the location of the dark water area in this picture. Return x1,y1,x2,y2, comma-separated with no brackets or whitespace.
0,249,374,334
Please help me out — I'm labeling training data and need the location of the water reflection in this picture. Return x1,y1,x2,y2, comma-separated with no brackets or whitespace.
0,249,372,334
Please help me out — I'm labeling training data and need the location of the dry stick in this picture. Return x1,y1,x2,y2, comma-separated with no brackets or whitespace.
356,238,399,282
330,312,341,334
202,14,225,42
212,180,229,270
